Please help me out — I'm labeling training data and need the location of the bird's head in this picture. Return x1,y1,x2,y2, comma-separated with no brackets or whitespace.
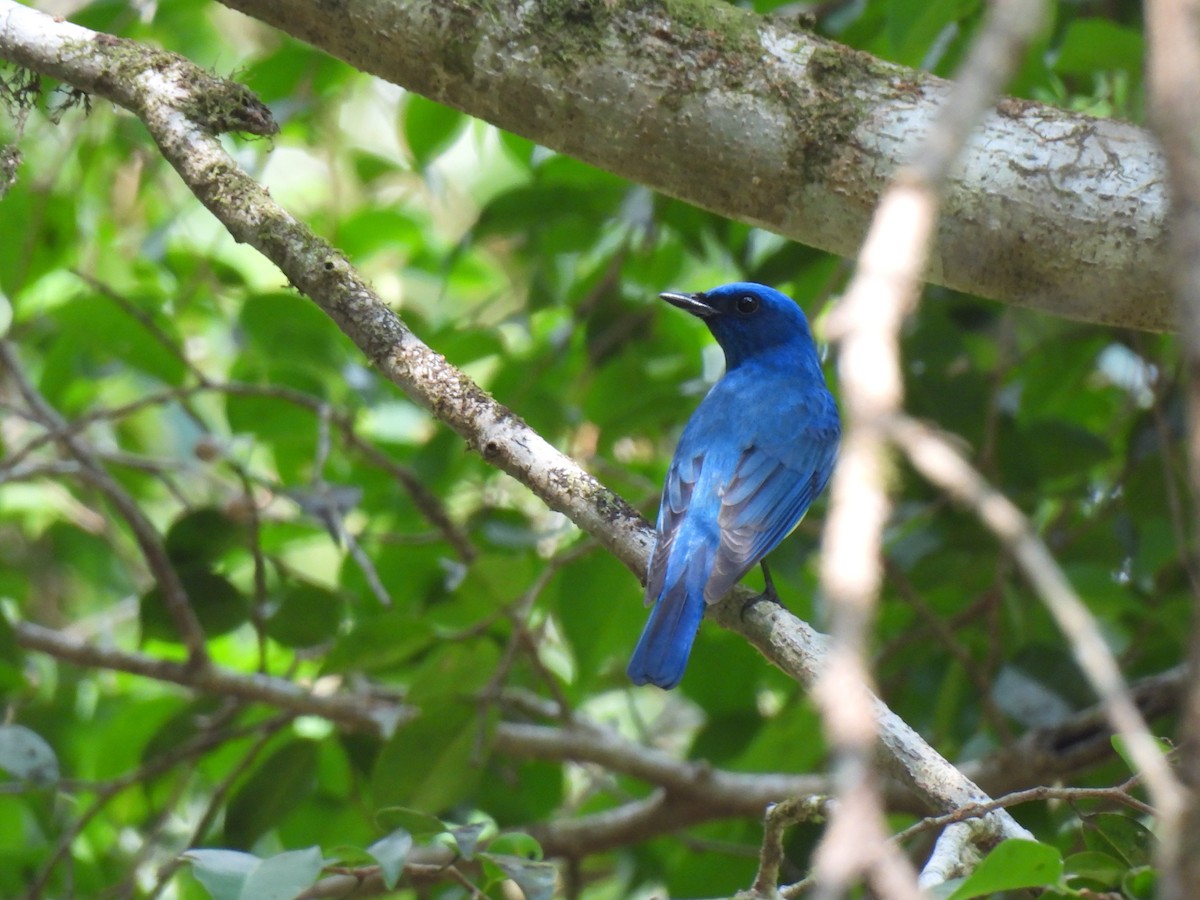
660,282,819,370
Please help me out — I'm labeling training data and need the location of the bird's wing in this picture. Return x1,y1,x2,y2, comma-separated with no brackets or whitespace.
644,449,704,605
705,425,838,604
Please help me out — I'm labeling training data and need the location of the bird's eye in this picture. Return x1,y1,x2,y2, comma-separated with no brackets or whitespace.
735,294,760,315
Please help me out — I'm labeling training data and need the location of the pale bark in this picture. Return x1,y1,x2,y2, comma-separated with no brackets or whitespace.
216,0,1171,330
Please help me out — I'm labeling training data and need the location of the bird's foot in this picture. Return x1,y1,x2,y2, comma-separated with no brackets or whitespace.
740,561,785,619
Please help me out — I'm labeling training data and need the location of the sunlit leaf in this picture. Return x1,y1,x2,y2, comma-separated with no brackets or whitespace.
402,95,467,169
945,840,1063,899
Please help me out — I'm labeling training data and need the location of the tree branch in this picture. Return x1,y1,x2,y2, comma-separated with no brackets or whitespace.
211,0,1173,331
10,620,411,736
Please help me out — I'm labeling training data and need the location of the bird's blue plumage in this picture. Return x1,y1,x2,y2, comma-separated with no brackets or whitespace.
627,283,840,689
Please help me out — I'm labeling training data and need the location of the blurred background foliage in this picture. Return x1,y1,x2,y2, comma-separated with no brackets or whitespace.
0,0,1183,897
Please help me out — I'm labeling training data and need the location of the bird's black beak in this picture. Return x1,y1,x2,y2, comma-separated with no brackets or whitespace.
659,291,716,318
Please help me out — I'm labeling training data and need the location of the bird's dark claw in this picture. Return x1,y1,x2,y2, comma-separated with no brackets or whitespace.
740,560,785,619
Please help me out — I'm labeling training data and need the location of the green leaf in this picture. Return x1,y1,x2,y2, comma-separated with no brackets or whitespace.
264,582,345,648
1021,420,1110,480
555,552,644,688
481,853,557,900
1111,733,1172,780
321,612,436,675
141,697,225,768
0,191,77,299
448,821,487,859
223,368,321,475
164,508,246,568
485,832,543,861
241,40,356,105
886,0,970,67
498,130,535,167
1082,812,1155,868
946,839,1063,899
238,847,324,900
224,740,319,849
372,702,492,815
0,611,24,692
185,849,258,900
1122,865,1157,900
478,758,564,826
238,292,351,368
402,95,467,168
1054,19,1143,77
406,640,503,705
367,828,413,890
0,725,59,784
47,291,188,388
1063,850,1124,889
140,569,250,643
339,209,423,259
375,807,446,839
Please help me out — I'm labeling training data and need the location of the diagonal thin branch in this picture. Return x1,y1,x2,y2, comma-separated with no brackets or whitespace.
890,417,1184,823
0,377,478,562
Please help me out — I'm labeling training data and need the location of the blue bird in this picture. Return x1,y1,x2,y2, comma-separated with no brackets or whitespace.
627,283,840,689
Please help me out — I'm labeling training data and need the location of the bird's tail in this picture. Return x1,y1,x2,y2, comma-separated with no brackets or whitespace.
627,554,709,690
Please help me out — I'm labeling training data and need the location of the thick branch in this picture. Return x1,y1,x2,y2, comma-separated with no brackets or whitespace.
213,0,1171,330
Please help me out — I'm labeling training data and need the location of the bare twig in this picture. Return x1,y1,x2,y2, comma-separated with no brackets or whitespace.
813,0,1048,894
898,779,1159,851
1,377,478,562
297,858,485,900
9,616,1181,867
70,269,210,387
963,665,1186,797
748,796,832,898
0,9,1163,888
